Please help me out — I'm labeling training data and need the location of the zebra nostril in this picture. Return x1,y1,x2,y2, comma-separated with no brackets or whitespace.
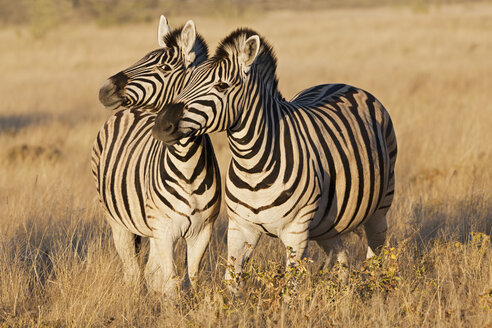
156,112,175,134
163,122,174,132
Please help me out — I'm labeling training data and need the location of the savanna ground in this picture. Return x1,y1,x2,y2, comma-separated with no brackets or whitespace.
1,1,491,327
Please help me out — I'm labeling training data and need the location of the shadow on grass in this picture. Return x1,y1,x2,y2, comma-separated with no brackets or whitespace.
401,193,491,257
0,113,51,133
0,110,105,134
1,206,110,289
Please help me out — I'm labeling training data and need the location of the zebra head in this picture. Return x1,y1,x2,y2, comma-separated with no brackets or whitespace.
98,15,208,112
152,28,279,144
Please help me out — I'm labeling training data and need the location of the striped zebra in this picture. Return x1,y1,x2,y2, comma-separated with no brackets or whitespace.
92,16,221,296
152,28,397,283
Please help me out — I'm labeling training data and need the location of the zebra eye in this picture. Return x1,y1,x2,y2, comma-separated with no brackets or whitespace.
214,81,230,92
158,64,172,72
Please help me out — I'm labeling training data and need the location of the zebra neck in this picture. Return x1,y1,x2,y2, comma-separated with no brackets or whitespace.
153,137,205,186
228,86,284,173
166,137,201,159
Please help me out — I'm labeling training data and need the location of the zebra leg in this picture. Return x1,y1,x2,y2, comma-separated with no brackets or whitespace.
278,222,310,299
144,233,179,297
279,222,310,267
364,171,394,259
364,213,388,259
315,236,349,283
224,219,261,289
315,236,348,268
184,222,213,290
108,219,141,285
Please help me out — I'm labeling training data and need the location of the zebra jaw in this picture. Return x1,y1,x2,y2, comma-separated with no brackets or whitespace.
101,98,132,111
151,122,193,145
102,100,123,111
151,128,181,145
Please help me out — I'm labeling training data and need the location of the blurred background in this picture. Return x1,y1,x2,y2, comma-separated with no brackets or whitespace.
0,0,474,31
0,0,491,326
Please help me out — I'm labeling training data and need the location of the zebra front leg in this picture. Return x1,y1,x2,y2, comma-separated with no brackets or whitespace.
145,231,179,297
279,222,310,300
364,213,387,259
279,221,310,267
184,222,213,290
225,219,261,291
107,218,141,285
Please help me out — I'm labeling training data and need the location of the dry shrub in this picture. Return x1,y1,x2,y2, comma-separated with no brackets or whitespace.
6,144,62,163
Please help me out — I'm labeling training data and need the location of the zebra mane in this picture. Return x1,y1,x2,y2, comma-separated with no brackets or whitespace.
163,25,209,64
214,28,281,97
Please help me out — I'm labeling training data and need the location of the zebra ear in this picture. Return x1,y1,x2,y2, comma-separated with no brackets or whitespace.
240,35,260,73
158,15,172,48
181,20,197,68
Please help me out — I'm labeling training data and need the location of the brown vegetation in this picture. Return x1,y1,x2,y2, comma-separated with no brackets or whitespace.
0,2,491,327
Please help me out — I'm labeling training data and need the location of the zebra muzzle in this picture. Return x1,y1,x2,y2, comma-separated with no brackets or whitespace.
98,72,129,110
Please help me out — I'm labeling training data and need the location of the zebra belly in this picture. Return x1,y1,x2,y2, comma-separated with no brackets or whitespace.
226,167,385,241
225,182,381,240
307,132,388,239
308,183,380,240
100,186,154,237
306,147,387,240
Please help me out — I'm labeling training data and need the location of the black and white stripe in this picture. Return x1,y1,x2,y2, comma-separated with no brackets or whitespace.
153,28,397,281
92,18,221,295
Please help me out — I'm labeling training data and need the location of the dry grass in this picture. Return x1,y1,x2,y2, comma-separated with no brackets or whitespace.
1,3,491,327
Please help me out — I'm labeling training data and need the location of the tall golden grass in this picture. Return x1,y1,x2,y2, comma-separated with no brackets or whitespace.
1,3,491,326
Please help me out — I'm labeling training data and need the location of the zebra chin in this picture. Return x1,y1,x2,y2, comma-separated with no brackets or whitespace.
151,126,184,145
101,99,132,111
102,101,123,111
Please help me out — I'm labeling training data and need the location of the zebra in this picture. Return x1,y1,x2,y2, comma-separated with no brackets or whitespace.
151,28,397,284
92,16,221,296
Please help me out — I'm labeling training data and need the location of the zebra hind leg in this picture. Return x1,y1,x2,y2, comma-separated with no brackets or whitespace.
315,236,348,268
364,167,394,259
315,236,349,283
363,212,388,259
107,218,141,286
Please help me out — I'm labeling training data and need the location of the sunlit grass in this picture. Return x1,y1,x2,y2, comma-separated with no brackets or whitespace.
0,2,491,326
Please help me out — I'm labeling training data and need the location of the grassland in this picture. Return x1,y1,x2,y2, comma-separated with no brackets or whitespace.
0,2,491,327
